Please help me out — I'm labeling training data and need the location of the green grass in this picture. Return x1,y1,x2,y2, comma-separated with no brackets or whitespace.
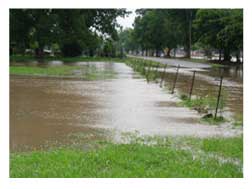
10,55,125,63
10,65,116,80
200,116,226,125
179,95,221,113
10,135,242,178
200,137,243,160
211,63,225,68
124,58,164,82
233,113,243,127
178,95,227,125
10,55,164,82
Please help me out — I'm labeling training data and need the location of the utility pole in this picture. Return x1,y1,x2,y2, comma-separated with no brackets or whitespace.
188,9,192,59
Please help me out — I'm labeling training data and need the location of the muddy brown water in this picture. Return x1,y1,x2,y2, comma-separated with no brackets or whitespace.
10,62,242,152
160,65,243,117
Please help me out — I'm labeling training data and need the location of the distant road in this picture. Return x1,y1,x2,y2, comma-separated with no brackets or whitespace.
128,55,211,69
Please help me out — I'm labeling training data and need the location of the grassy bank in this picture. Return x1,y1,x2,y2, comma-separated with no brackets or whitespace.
10,135,242,178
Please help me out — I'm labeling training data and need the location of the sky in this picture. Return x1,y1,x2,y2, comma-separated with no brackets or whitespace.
117,9,137,29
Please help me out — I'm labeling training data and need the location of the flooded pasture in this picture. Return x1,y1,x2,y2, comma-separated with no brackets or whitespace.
10,61,242,152
160,65,243,117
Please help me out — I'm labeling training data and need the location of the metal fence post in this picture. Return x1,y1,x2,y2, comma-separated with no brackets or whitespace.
160,64,168,88
146,62,151,83
189,71,196,99
142,62,146,75
155,64,160,80
171,64,180,94
214,75,223,119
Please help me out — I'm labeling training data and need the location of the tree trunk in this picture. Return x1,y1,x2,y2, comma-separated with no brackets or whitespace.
236,51,240,63
10,47,13,56
35,47,44,58
188,11,192,59
166,48,171,58
185,10,192,58
156,49,159,57
151,50,154,57
218,49,222,61
223,49,231,62
173,48,177,58
89,49,94,57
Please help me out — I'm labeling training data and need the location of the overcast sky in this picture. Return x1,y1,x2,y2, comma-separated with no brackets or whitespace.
117,9,137,29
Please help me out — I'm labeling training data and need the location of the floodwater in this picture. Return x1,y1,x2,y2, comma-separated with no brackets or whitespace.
160,65,243,117
10,61,242,152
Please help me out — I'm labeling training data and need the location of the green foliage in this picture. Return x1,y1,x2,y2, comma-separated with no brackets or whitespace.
127,9,196,57
120,9,242,62
193,9,243,61
11,9,243,61
118,29,138,53
10,135,242,178
102,40,117,57
10,9,128,57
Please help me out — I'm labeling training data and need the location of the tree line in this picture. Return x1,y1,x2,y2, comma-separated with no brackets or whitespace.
10,9,127,57
10,9,243,63
119,9,243,63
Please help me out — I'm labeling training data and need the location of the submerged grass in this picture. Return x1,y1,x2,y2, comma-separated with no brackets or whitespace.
10,55,125,63
200,116,226,125
10,65,116,80
9,55,128,80
178,95,227,125
10,56,163,82
179,94,220,112
232,113,243,127
211,63,225,68
10,135,242,178
124,58,164,82
181,93,224,109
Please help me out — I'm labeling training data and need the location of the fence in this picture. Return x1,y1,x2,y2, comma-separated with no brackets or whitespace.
125,58,226,120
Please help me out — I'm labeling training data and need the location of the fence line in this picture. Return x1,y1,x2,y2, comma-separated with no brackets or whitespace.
126,58,228,119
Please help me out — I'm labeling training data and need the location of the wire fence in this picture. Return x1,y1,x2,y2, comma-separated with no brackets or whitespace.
125,58,228,120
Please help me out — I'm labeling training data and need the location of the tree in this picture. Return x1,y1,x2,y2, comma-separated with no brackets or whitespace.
131,9,196,58
165,9,197,58
10,9,34,54
193,9,243,62
10,9,128,57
